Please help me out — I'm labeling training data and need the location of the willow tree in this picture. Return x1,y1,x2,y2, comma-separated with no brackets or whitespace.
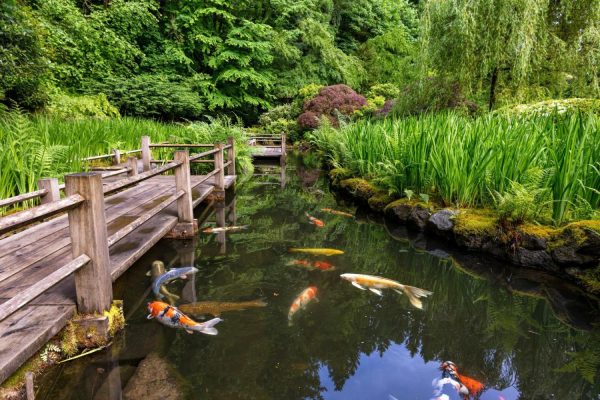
420,0,550,110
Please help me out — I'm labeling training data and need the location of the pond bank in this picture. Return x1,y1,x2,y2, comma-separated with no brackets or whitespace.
329,168,600,295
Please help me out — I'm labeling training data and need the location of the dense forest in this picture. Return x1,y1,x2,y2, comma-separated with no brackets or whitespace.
1,0,598,121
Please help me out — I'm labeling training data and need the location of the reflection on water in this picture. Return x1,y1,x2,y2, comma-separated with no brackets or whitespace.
37,154,600,399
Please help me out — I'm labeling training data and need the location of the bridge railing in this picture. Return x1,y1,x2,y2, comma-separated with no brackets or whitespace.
248,133,287,157
0,136,236,320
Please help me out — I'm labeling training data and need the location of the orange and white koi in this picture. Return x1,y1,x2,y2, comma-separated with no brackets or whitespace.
439,361,485,399
288,286,318,324
287,260,336,271
305,212,324,227
340,273,433,309
202,225,249,234
321,208,354,218
147,301,222,335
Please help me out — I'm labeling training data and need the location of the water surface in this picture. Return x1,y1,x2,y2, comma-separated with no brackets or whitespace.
38,155,600,399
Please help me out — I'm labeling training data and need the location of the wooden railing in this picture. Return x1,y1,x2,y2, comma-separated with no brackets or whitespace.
248,133,286,157
0,136,236,321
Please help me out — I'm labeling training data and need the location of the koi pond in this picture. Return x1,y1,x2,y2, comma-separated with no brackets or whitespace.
37,155,600,399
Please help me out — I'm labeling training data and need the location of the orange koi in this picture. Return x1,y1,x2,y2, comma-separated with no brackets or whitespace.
288,286,318,325
304,212,324,227
321,208,354,218
313,261,335,271
147,301,222,335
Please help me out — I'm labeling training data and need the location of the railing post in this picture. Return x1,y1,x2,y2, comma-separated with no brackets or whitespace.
226,136,235,175
214,143,225,192
37,178,60,205
111,149,121,165
127,157,138,177
65,172,112,314
141,136,151,172
281,133,287,158
166,150,198,239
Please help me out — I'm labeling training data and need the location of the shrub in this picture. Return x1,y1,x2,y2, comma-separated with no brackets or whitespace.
88,74,204,121
298,84,366,130
374,99,396,118
393,77,479,117
258,104,301,141
495,98,600,117
367,83,401,100
47,93,120,119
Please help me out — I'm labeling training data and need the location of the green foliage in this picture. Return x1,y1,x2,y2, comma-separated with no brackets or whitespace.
496,98,600,117
0,1,49,109
89,74,204,120
258,104,300,141
311,112,600,225
47,93,120,119
367,83,401,100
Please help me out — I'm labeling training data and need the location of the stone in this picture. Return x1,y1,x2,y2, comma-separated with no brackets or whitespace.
428,209,458,232
514,248,556,269
123,352,186,400
408,204,431,230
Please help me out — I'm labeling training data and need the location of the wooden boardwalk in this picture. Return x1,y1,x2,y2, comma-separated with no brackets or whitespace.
249,134,286,159
0,137,236,383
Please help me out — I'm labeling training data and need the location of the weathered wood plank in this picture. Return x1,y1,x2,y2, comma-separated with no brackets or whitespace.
0,304,76,383
0,255,89,321
110,213,178,280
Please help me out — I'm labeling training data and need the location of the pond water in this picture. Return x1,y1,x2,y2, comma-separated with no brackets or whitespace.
38,155,600,399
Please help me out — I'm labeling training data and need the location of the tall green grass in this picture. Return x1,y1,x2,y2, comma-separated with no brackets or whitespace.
0,111,251,202
310,112,600,225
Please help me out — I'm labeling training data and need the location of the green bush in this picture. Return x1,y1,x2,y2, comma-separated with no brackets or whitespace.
258,104,300,141
367,83,401,100
89,74,204,121
47,93,120,119
495,98,600,117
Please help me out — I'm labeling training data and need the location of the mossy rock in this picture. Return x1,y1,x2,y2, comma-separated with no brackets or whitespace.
384,198,429,221
368,191,394,212
517,223,557,250
578,264,600,294
329,168,353,186
453,210,498,249
548,220,600,265
339,178,377,201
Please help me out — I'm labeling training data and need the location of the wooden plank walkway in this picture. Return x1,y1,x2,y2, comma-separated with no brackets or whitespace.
249,134,286,159
0,138,236,384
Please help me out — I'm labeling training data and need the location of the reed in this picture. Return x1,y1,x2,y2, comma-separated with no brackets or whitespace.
310,112,600,225
0,111,250,205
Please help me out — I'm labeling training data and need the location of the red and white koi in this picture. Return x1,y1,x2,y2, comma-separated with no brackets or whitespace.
147,301,222,335
288,286,318,325
305,212,324,227
340,273,433,309
438,361,485,400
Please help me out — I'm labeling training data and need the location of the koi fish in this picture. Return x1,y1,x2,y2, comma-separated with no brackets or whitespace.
148,261,180,303
147,301,222,335
288,286,318,325
287,260,336,271
321,208,354,218
340,273,433,309
152,266,198,299
202,225,249,233
178,299,267,317
305,212,324,227
289,248,344,256
439,361,485,399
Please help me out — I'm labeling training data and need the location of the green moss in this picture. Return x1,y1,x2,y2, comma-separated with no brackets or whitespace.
329,168,352,185
453,209,498,236
578,264,600,294
340,178,377,200
104,300,125,337
548,219,600,251
518,223,557,239
60,321,78,357
368,191,394,212
383,198,430,213
0,355,43,394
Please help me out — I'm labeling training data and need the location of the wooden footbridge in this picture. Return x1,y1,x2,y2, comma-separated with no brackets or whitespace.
0,136,237,383
249,134,286,159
